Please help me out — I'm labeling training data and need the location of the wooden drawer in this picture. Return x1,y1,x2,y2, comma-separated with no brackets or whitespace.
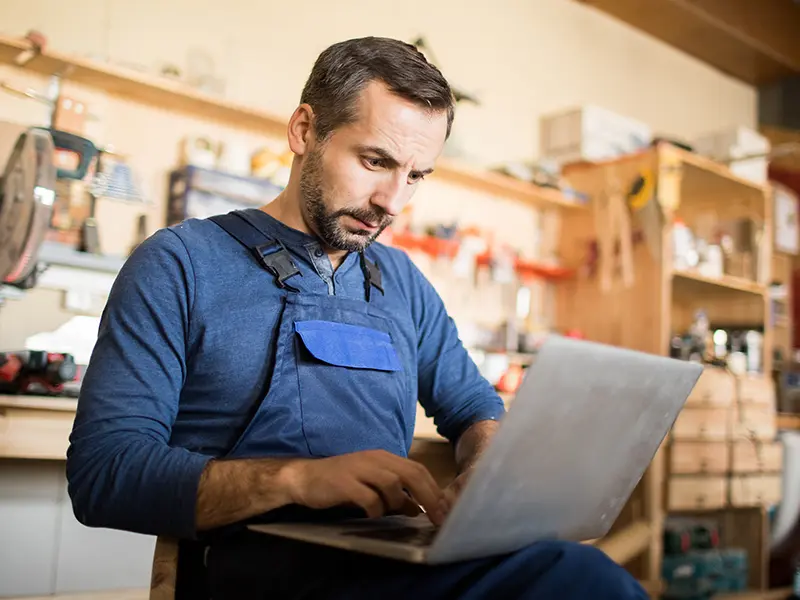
730,475,782,506
670,441,729,474
737,374,775,406
731,405,777,441
668,476,727,510
731,440,784,473
672,407,731,440
0,406,74,460
686,368,735,407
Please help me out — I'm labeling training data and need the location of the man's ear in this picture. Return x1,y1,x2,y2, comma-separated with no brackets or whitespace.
287,104,315,156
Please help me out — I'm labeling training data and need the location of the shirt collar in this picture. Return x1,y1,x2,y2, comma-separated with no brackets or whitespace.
238,208,360,272
238,208,319,249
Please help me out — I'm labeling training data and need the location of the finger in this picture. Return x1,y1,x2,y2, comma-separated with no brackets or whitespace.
395,463,447,524
362,452,445,523
348,484,386,519
399,496,423,517
374,452,444,506
362,469,408,513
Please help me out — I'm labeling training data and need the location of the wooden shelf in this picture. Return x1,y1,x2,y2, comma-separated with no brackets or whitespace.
435,158,587,211
0,34,288,137
668,144,769,196
0,34,582,213
777,413,800,430
672,270,767,296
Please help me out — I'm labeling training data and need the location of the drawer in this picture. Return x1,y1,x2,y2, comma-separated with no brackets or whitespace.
731,405,777,441
0,406,74,460
670,441,729,474
668,476,727,511
672,407,731,440
686,368,735,407
731,440,784,473
737,374,775,406
730,475,782,506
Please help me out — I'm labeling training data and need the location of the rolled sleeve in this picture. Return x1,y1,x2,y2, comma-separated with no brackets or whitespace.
66,229,211,539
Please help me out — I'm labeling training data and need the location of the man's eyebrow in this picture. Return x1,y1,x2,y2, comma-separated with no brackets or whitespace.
357,145,435,175
358,145,400,166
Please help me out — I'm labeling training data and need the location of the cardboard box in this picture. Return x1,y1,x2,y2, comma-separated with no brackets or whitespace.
693,127,771,184
539,105,652,164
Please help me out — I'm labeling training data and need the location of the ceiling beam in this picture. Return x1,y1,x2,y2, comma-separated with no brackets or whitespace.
576,0,800,85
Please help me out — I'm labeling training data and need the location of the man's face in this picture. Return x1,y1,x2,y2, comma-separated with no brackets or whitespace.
299,81,449,253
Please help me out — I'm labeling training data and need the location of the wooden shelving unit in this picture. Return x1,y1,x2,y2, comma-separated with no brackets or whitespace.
0,34,585,214
672,270,768,296
554,143,777,591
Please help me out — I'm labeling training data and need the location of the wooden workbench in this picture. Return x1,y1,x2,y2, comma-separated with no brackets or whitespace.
0,394,78,460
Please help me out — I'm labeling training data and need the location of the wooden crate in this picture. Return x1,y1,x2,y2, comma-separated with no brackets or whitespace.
730,475,783,507
669,441,729,475
731,440,784,473
672,407,732,441
668,476,728,511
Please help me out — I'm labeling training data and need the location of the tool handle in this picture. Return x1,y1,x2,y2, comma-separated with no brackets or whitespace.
38,127,98,180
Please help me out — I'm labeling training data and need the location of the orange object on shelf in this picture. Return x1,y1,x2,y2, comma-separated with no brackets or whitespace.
387,229,574,281
476,253,574,280
496,363,525,394
387,230,461,258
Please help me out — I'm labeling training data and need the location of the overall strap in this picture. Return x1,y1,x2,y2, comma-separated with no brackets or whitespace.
209,211,302,292
359,252,384,302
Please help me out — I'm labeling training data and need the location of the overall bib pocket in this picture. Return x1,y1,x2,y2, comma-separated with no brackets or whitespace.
294,319,408,457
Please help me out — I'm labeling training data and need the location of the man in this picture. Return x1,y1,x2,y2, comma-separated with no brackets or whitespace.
67,37,647,599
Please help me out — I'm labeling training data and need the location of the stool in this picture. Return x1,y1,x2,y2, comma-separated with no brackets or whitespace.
149,536,178,600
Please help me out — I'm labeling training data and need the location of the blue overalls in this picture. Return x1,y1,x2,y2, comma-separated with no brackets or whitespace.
186,210,648,600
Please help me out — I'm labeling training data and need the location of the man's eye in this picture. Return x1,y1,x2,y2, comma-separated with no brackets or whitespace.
364,157,384,168
408,173,425,184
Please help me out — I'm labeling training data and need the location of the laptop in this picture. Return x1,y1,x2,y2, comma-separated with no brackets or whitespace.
248,335,703,564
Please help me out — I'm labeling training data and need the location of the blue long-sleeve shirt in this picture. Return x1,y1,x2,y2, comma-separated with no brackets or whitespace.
66,209,505,539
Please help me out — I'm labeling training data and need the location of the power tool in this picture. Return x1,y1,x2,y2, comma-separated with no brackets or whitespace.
0,350,78,395
0,123,98,291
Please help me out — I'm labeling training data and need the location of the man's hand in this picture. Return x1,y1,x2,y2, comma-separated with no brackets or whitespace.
443,419,501,505
285,449,449,525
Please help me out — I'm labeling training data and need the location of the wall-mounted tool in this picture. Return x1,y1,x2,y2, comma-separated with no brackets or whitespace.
0,127,57,290
594,171,634,292
627,168,662,261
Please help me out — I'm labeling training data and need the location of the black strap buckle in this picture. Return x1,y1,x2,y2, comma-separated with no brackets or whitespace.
253,243,301,292
360,254,384,302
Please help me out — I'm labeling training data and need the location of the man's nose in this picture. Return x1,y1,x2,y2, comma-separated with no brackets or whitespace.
370,173,407,217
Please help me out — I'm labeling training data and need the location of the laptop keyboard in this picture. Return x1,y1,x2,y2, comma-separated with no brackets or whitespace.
342,525,439,546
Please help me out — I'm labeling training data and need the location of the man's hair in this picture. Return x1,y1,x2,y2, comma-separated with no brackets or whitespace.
300,37,455,141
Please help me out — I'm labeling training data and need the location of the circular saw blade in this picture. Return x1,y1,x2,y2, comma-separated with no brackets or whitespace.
0,131,39,285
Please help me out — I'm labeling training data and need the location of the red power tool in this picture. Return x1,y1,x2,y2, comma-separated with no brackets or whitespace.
0,350,78,395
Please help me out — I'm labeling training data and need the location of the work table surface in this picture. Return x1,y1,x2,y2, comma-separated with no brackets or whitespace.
0,394,457,461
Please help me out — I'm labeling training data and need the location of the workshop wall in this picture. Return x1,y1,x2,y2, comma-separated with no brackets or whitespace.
0,0,758,348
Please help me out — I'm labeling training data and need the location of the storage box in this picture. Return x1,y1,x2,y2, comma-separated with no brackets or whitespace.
670,441,729,475
668,476,728,510
539,105,652,164
692,126,770,184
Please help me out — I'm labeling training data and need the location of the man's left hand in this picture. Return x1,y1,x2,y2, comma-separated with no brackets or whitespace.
443,466,474,507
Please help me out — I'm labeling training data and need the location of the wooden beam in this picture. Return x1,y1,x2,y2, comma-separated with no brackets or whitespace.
576,0,800,84
676,0,800,71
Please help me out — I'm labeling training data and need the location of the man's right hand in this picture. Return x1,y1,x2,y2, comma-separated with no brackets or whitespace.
283,449,449,526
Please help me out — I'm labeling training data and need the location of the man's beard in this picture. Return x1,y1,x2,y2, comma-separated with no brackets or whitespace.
299,148,392,253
